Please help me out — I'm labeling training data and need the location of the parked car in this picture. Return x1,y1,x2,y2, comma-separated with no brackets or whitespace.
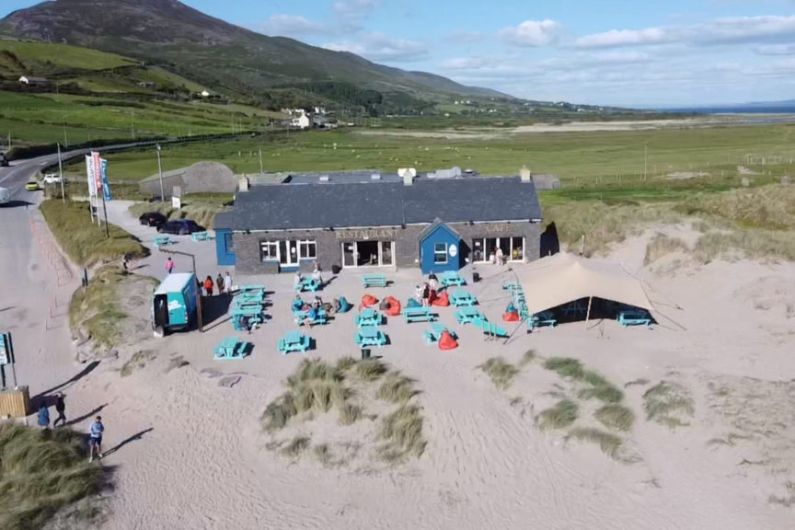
25,181,41,191
157,219,204,235
42,173,62,184
139,211,168,227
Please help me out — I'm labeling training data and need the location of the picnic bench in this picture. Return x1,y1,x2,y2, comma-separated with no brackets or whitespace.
294,308,328,327
617,310,652,327
423,323,457,344
191,231,214,242
153,235,171,248
237,290,265,304
214,337,248,360
502,281,522,292
450,289,478,307
278,331,311,355
439,271,466,288
239,284,266,294
295,277,321,293
355,326,388,347
473,317,509,338
355,308,382,327
361,274,389,288
402,306,437,323
455,307,484,325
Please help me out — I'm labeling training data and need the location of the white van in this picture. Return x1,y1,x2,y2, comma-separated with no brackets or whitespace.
0,187,10,205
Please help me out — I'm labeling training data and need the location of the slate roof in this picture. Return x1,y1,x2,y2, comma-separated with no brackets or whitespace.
214,176,542,231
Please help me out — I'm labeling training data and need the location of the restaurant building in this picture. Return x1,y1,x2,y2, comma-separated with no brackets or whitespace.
214,168,543,275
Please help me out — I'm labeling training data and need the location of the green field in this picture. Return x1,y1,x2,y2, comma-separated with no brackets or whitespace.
0,38,137,72
71,124,795,189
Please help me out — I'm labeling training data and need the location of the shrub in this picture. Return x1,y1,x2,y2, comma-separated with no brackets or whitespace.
595,404,635,432
644,233,689,264
479,357,519,390
577,384,624,404
519,349,536,366
261,393,297,431
538,399,578,430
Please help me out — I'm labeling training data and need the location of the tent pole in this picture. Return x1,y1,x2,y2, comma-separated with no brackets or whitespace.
585,296,593,326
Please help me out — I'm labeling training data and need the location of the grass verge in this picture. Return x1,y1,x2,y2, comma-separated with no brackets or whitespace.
40,199,147,266
0,424,105,530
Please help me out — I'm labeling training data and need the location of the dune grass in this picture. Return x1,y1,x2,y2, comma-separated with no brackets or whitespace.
643,381,694,428
595,404,635,432
566,427,624,459
538,399,579,430
544,358,624,403
280,436,310,459
479,357,519,390
0,424,105,530
354,358,389,381
40,199,148,266
543,357,585,379
378,405,427,463
376,374,418,404
644,233,690,264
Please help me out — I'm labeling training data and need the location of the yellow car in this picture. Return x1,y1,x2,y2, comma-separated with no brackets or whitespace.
25,181,41,191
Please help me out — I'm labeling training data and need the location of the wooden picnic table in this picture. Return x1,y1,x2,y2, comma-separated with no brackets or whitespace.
239,284,266,293
356,308,381,327
279,331,311,354
355,326,387,347
232,304,263,318
440,271,465,287
361,274,388,288
455,306,484,324
237,291,265,304
295,277,321,293
450,289,477,307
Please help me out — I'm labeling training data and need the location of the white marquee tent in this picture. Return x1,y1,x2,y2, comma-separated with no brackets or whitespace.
518,252,654,320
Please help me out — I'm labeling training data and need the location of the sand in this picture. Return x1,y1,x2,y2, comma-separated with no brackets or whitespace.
7,211,795,529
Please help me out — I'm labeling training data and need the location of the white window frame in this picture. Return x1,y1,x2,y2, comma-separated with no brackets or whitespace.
260,241,278,262
433,242,448,264
298,240,317,260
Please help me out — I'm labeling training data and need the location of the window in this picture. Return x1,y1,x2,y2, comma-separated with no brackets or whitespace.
224,232,234,251
434,242,448,264
511,237,524,261
299,240,317,259
260,241,278,261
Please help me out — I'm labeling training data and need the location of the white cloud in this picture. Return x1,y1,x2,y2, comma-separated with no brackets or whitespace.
575,27,671,48
324,33,428,62
332,0,378,17
591,51,651,64
499,19,562,47
755,43,795,55
260,14,330,37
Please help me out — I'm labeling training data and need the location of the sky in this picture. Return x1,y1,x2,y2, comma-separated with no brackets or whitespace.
4,0,795,106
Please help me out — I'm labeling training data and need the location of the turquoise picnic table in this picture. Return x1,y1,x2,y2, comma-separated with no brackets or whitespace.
356,308,382,327
214,336,249,360
239,284,266,293
423,323,457,344
450,289,478,307
278,331,311,355
617,310,652,327
295,277,321,293
237,290,265,304
153,235,171,248
440,271,466,288
294,308,328,326
455,306,484,325
530,310,557,330
361,274,389,288
402,306,437,323
191,231,214,242
231,304,263,318
355,326,388,347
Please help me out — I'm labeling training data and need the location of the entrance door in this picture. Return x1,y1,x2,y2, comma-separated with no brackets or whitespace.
279,240,299,266
341,241,395,268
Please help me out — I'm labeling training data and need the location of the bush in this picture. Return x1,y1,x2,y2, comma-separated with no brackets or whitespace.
644,233,689,264
261,393,297,432
538,399,578,430
0,424,105,530
595,404,635,432
577,384,624,404
479,357,519,389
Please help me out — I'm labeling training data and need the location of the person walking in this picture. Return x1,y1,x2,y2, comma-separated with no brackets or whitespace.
88,416,104,462
224,271,233,294
37,403,50,429
53,393,67,427
203,275,214,296
165,257,175,274
215,273,224,295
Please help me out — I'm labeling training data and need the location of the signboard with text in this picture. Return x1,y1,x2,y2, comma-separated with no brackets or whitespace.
0,332,13,366
86,152,111,201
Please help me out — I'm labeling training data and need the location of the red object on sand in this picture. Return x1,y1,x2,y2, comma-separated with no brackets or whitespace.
431,291,449,307
438,331,458,350
360,294,379,309
383,296,402,316
503,311,520,322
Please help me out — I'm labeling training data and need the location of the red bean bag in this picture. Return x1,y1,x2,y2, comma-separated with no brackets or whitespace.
438,331,458,350
360,294,379,309
383,296,402,316
431,291,449,307
502,311,520,322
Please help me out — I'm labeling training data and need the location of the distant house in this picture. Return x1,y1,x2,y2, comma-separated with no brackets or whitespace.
137,81,157,89
18,76,49,86
199,90,210,98
291,111,311,129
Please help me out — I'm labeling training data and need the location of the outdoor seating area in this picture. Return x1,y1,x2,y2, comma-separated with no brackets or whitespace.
231,285,267,331
361,274,389,288
449,289,478,307
439,271,466,288
213,336,249,360
355,326,388,347
191,231,214,242
153,235,172,248
356,308,382,327
402,306,437,323
278,330,312,354
295,277,322,293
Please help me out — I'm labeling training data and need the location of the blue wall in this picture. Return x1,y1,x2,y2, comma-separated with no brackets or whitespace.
215,229,236,266
420,224,461,274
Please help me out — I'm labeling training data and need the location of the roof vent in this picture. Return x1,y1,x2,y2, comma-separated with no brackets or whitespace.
371,173,381,180
398,167,417,186
319,175,330,182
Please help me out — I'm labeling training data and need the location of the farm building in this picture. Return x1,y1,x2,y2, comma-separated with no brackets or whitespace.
214,168,543,274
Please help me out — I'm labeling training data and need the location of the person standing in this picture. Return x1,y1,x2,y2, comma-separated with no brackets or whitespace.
421,283,430,307
165,257,175,274
53,393,67,427
224,271,233,294
215,273,224,295
203,275,214,296
88,416,104,462
37,403,50,429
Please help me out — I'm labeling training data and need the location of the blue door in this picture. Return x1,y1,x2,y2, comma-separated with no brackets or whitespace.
215,229,236,266
420,223,461,274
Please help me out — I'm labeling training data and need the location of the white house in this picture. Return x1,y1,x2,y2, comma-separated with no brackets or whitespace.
18,75,49,86
200,89,210,98
291,112,311,129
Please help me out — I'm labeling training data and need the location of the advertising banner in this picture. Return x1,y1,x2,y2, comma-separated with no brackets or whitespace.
85,152,111,201
100,158,111,201
85,154,97,197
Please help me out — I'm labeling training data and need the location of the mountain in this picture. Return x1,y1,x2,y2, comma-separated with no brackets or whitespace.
0,0,509,110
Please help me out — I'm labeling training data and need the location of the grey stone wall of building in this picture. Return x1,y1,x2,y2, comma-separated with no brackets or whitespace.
232,221,543,274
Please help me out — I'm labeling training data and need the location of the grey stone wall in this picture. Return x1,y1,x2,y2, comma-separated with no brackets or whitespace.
232,221,543,274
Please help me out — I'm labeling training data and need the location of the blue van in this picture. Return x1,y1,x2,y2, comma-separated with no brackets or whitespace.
152,273,199,337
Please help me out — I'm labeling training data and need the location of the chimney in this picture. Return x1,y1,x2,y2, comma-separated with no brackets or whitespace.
398,167,416,186
520,165,532,183
238,176,249,192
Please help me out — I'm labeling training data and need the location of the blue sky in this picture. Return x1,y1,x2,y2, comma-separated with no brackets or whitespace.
4,0,795,106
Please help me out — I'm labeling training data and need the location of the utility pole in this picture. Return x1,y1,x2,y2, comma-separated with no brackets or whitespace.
644,143,648,181
258,148,264,174
157,248,203,332
57,143,65,203
6,132,10,152
156,144,165,202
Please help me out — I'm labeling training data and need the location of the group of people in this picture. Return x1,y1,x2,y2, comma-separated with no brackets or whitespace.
415,272,440,307
294,264,324,290
37,396,105,462
202,272,232,297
